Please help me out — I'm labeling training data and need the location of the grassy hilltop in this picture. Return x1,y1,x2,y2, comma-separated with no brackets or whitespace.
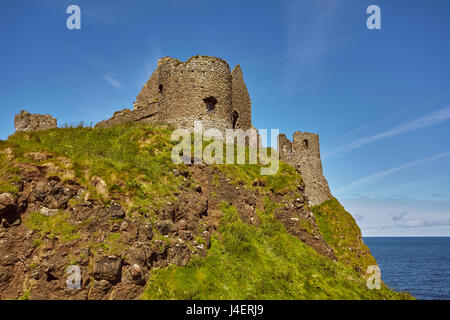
0,123,412,300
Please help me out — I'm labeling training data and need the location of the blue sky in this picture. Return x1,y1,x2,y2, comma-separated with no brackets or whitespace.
1,0,449,236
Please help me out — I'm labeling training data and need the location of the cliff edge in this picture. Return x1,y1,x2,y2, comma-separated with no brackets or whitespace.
0,123,412,300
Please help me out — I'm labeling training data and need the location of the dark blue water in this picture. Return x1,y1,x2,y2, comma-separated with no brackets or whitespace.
364,237,450,300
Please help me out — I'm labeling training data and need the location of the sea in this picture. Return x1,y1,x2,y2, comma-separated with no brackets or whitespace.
364,237,450,300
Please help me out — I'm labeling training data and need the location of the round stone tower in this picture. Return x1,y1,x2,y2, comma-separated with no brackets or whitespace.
155,55,234,133
128,55,254,134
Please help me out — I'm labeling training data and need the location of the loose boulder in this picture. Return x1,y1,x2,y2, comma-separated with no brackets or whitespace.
0,193,18,227
92,256,122,284
107,202,126,219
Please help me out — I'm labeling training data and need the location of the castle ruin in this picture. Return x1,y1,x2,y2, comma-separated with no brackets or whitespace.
96,55,253,133
15,55,333,206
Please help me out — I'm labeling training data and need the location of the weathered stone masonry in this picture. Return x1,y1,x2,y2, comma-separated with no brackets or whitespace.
14,55,333,206
96,55,253,134
278,132,332,206
231,65,252,131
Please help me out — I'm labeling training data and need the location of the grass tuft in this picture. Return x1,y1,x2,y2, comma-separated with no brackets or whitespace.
25,211,80,242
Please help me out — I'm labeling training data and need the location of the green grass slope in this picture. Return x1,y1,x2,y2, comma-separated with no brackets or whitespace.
312,199,378,272
143,201,409,300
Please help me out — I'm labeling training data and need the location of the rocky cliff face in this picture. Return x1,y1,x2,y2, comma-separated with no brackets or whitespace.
0,124,410,300
0,151,207,299
0,150,334,299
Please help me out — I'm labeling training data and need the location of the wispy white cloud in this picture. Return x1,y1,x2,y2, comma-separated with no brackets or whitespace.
335,150,450,194
367,219,450,229
367,177,450,196
325,106,450,158
391,212,407,221
340,195,450,236
283,0,339,93
325,91,450,147
103,74,123,90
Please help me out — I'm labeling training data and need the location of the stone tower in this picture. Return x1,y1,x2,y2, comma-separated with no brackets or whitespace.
278,132,332,206
130,55,245,134
98,55,253,134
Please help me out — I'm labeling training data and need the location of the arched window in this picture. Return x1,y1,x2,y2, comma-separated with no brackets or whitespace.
204,97,217,113
158,84,163,93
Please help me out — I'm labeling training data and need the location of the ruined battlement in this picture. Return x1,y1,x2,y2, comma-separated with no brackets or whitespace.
14,110,57,133
278,132,332,206
231,65,252,131
95,103,159,129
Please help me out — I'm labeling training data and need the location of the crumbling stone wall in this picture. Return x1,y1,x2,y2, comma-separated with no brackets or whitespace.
14,110,57,133
279,132,332,206
134,68,160,109
231,65,252,131
95,103,159,128
124,55,253,135
133,57,171,109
